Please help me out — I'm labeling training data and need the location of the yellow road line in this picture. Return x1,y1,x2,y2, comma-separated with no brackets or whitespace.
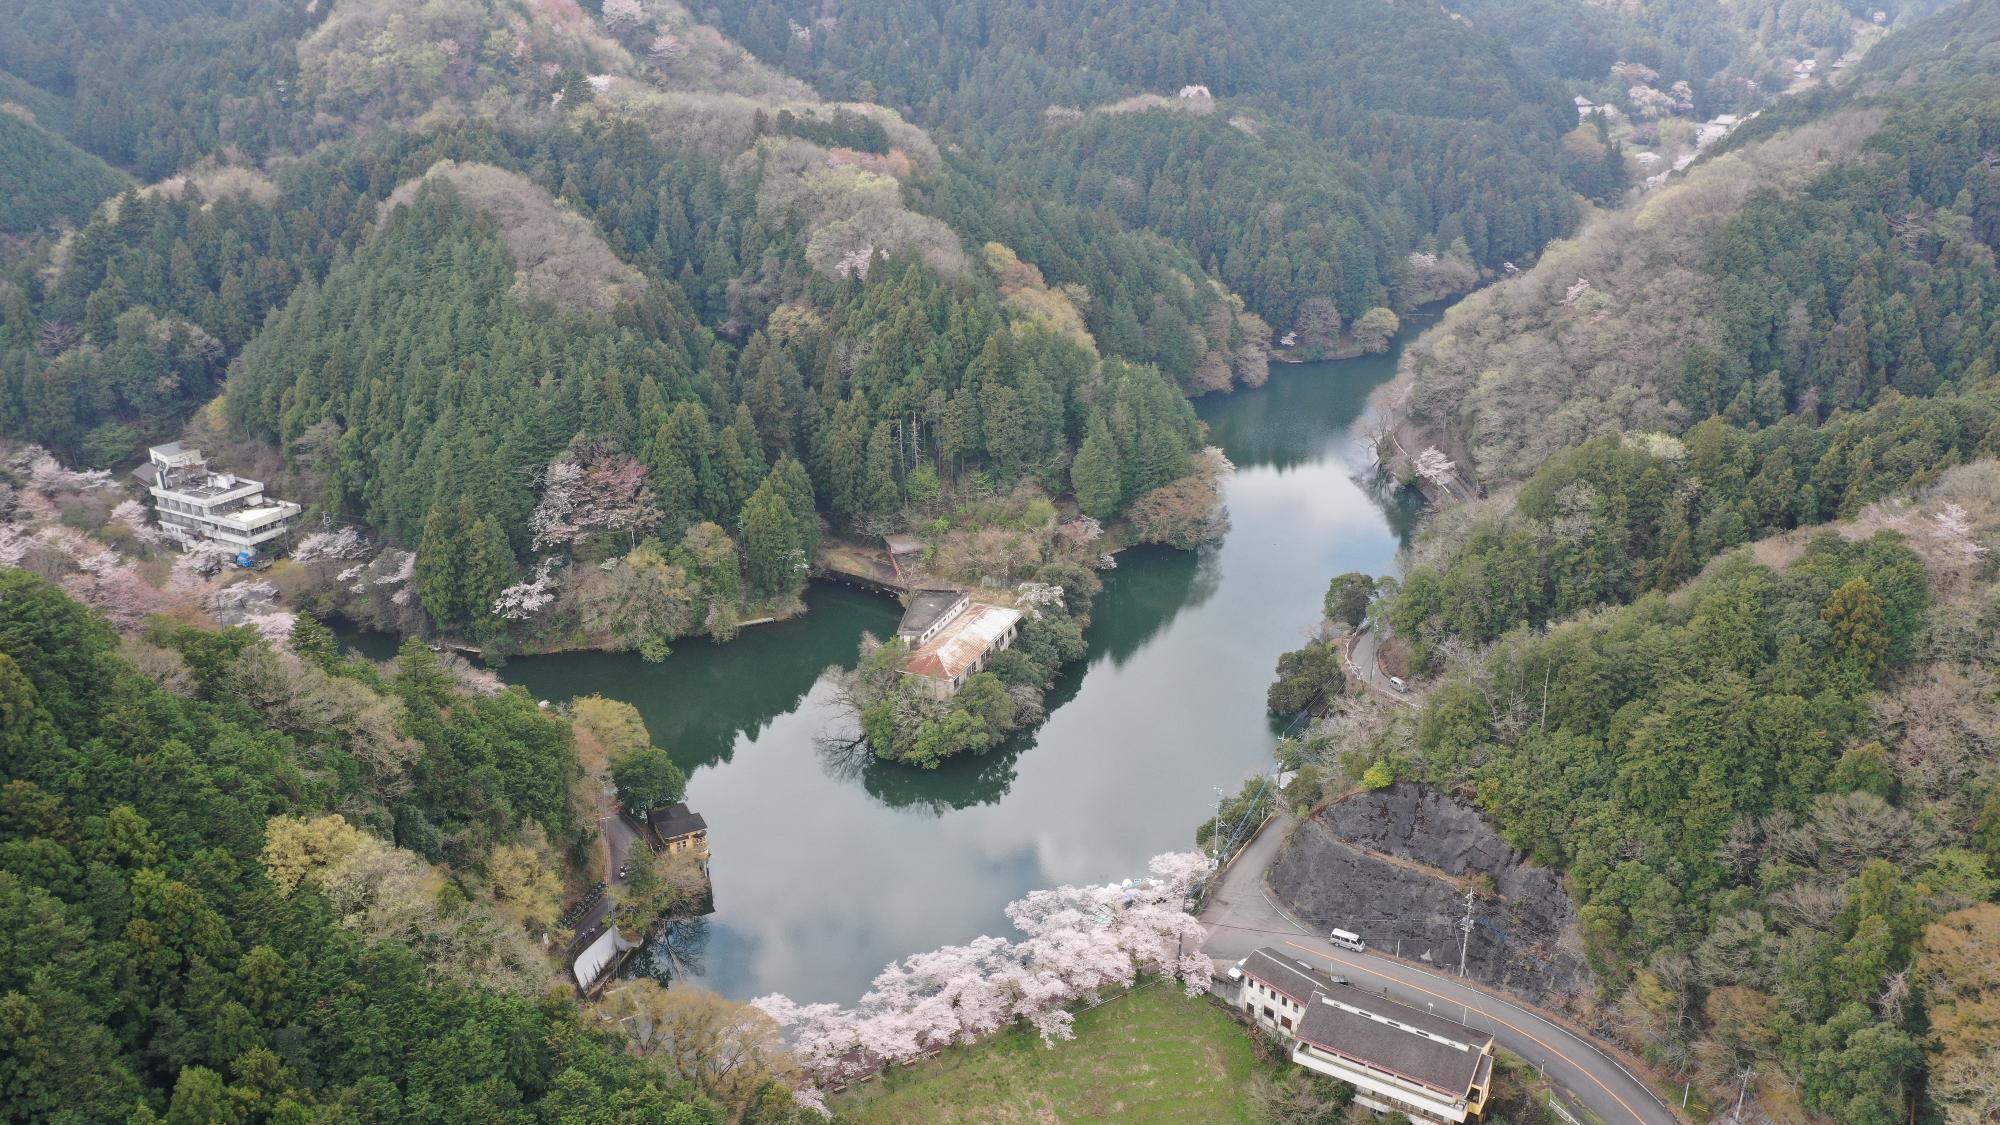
1280,939,1646,1124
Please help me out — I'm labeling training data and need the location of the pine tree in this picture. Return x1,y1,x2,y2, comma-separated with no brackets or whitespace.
771,456,820,562
826,397,870,515
666,401,723,521
861,421,901,514
461,515,518,634
740,479,799,596
746,351,794,460
647,428,701,540
289,615,341,671
414,503,469,631
1822,577,1890,680
715,421,764,518
1071,420,1122,519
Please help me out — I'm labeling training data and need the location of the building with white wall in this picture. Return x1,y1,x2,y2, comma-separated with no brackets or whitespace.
139,443,301,551
1233,948,1495,1123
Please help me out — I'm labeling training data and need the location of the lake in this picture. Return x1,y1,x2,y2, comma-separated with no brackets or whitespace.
495,317,1430,1004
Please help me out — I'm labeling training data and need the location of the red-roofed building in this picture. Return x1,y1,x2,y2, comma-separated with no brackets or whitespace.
901,600,1023,699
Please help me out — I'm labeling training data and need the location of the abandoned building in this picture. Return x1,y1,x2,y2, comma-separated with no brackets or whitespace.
895,588,1023,699
1232,948,1494,1123
138,443,302,551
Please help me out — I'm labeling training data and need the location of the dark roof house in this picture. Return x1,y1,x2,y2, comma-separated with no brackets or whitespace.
649,802,707,843
1234,946,1494,1123
1240,947,1341,1005
896,588,970,645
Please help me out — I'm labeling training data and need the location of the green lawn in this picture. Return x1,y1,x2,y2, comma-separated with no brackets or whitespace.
835,983,1265,1124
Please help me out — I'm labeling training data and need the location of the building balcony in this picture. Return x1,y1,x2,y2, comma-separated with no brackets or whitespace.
1291,1042,1475,1124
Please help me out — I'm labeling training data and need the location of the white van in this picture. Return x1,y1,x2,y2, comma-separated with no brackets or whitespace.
1329,928,1366,952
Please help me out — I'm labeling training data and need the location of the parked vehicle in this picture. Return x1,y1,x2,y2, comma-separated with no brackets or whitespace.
1387,675,1406,690
1329,928,1366,952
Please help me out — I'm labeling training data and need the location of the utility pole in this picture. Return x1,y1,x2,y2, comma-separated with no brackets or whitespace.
1732,1066,1754,1121
1457,886,1476,978
1211,787,1228,860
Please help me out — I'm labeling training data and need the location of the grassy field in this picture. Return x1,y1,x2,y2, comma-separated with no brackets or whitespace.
835,983,1266,1124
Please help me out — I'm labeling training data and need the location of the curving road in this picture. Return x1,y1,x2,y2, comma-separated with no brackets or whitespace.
1344,624,1413,705
1201,816,1681,1125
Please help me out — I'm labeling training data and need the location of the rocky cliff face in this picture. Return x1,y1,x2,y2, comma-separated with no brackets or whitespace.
1268,781,1593,1007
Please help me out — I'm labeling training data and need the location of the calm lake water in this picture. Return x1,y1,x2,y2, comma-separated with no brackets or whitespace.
492,318,1431,1004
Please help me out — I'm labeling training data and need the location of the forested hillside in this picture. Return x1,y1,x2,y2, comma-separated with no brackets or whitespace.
1448,0,1951,91
0,566,814,1121
1300,3,2000,1117
704,0,1607,335
0,0,1229,659
0,108,127,236
1380,466,2000,1122
1384,0,2000,657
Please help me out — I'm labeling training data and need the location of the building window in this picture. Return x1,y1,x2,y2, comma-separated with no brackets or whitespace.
1281,1016,1293,1030
1262,1006,1274,1021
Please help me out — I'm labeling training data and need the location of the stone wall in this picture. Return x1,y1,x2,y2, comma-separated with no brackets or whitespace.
1267,782,1593,1007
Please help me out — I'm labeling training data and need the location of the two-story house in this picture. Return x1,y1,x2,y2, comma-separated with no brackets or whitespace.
1231,948,1495,1124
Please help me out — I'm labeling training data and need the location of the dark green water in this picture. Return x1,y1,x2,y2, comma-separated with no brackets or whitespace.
495,317,1431,1004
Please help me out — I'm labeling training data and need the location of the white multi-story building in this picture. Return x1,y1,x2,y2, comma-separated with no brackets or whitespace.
140,443,302,551
1231,948,1495,1123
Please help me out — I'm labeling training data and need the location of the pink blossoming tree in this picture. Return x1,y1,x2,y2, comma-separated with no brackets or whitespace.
530,441,662,552
752,852,1214,1098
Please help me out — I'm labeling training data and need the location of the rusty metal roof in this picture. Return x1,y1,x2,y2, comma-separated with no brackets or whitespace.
904,602,1023,681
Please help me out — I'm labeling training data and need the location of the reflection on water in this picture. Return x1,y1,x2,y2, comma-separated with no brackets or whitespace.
502,585,900,774
480,317,1433,1005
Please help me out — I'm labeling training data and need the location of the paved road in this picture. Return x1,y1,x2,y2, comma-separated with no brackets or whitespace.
572,809,645,948
1344,625,1412,705
1201,817,1680,1125
603,809,642,884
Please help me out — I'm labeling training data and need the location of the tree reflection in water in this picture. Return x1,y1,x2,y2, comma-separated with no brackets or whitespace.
621,916,712,986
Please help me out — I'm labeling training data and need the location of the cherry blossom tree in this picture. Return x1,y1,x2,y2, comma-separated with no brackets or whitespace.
530,441,662,552
108,499,166,546
601,0,645,32
294,527,370,563
61,539,160,627
0,523,32,567
203,579,297,644
1014,581,1066,619
170,540,242,591
1414,446,1459,492
752,852,1214,1095
649,31,689,61
1627,84,1678,120
21,449,114,494
493,557,565,619
1934,503,1985,559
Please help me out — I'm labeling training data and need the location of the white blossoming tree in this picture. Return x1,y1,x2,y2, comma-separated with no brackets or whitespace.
530,442,661,553
492,557,565,620
1413,446,1458,493
752,852,1214,1096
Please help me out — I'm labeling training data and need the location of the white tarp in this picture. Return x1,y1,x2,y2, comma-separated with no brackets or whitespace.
572,925,637,989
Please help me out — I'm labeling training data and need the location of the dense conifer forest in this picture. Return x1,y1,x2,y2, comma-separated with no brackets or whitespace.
706,0,1607,328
